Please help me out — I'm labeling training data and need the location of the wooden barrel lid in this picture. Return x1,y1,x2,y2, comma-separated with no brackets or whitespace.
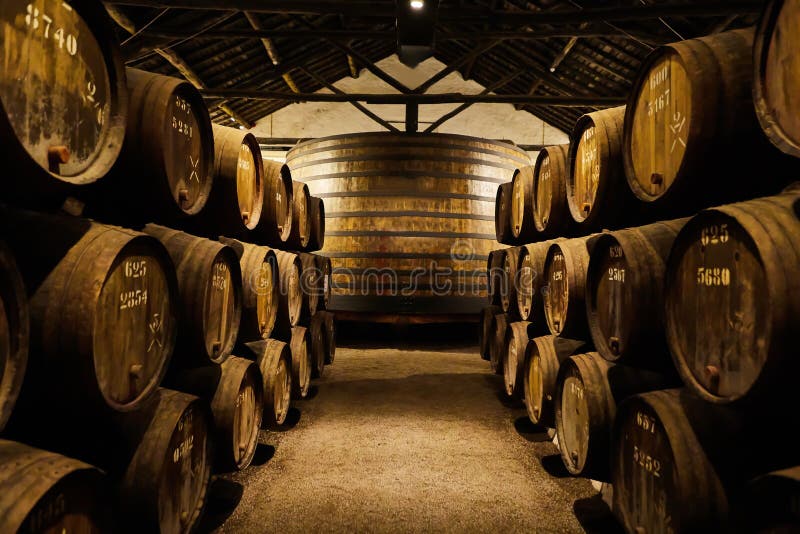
218,356,262,471
291,181,310,248
250,338,292,428
205,251,240,359
235,139,263,230
0,440,108,532
0,0,125,184
533,145,570,236
544,243,570,335
666,209,774,402
556,356,592,474
0,242,28,431
94,240,176,409
571,121,601,222
256,254,278,338
627,51,690,201
588,233,629,357
612,390,729,533
754,0,800,157
163,82,212,215
289,326,311,399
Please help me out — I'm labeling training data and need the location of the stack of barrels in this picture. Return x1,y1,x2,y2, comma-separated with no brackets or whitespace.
0,1,334,531
482,2,800,531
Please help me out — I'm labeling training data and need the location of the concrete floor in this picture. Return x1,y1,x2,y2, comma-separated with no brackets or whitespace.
200,341,617,533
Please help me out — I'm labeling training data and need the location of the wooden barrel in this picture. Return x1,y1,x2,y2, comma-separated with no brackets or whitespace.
515,239,563,327
189,125,264,238
495,182,515,245
289,326,312,399
479,305,502,361
744,466,800,531
286,181,311,250
98,68,214,223
510,166,538,242
543,236,596,339
533,145,571,239
274,250,303,341
2,210,177,412
489,312,508,375
555,353,677,480
623,28,794,212
0,440,109,532
309,311,327,379
171,356,263,472
664,189,800,404
117,388,211,534
567,106,637,232
0,0,127,205
612,390,729,533
307,196,326,252
754,0,800,158
586,219,688,369
500,246,523,318
286,133,528,315
0,241,28,432
299,253,322,322
219,238,278,343
320,311,336,365
315,255,332,311
255,159,293,246
523,335,586,427
144,225,242,366
247,339,292,428
487,249,506,306
613,389,797,533
503,321,532,399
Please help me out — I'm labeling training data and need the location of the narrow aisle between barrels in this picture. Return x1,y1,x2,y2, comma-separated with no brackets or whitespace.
204,340,613,533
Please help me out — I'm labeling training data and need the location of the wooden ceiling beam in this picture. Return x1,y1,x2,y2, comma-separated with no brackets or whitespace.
105,5,254,127
137,26,665,42
105,1,762,24
199,90,626,106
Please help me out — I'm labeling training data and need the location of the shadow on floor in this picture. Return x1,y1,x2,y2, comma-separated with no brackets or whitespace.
573,494,624,534
270,408,302,432
541,453,572,478
196,477,244,533
250,443,276,467
495,388,525,409
514,416,554,443
300,385,319,401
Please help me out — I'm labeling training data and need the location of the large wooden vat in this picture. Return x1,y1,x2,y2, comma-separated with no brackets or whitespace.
286,133,530,316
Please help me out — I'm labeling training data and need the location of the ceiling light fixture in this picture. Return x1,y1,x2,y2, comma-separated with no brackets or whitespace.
410,0,424,10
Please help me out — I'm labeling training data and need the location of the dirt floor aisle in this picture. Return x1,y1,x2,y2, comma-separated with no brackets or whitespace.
202,344,616,533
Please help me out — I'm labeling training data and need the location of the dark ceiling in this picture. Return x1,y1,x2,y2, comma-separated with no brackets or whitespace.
106,0,764,136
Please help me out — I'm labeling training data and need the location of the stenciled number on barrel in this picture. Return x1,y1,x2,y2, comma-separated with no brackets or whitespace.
696,267,731,287
700,224,729,246
551,253,564,281
173,410,195,464
647,64,671,117
636,411,657,433
633,444,662,478
212,262,229,291
23,3,78,55
608,267,626,283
